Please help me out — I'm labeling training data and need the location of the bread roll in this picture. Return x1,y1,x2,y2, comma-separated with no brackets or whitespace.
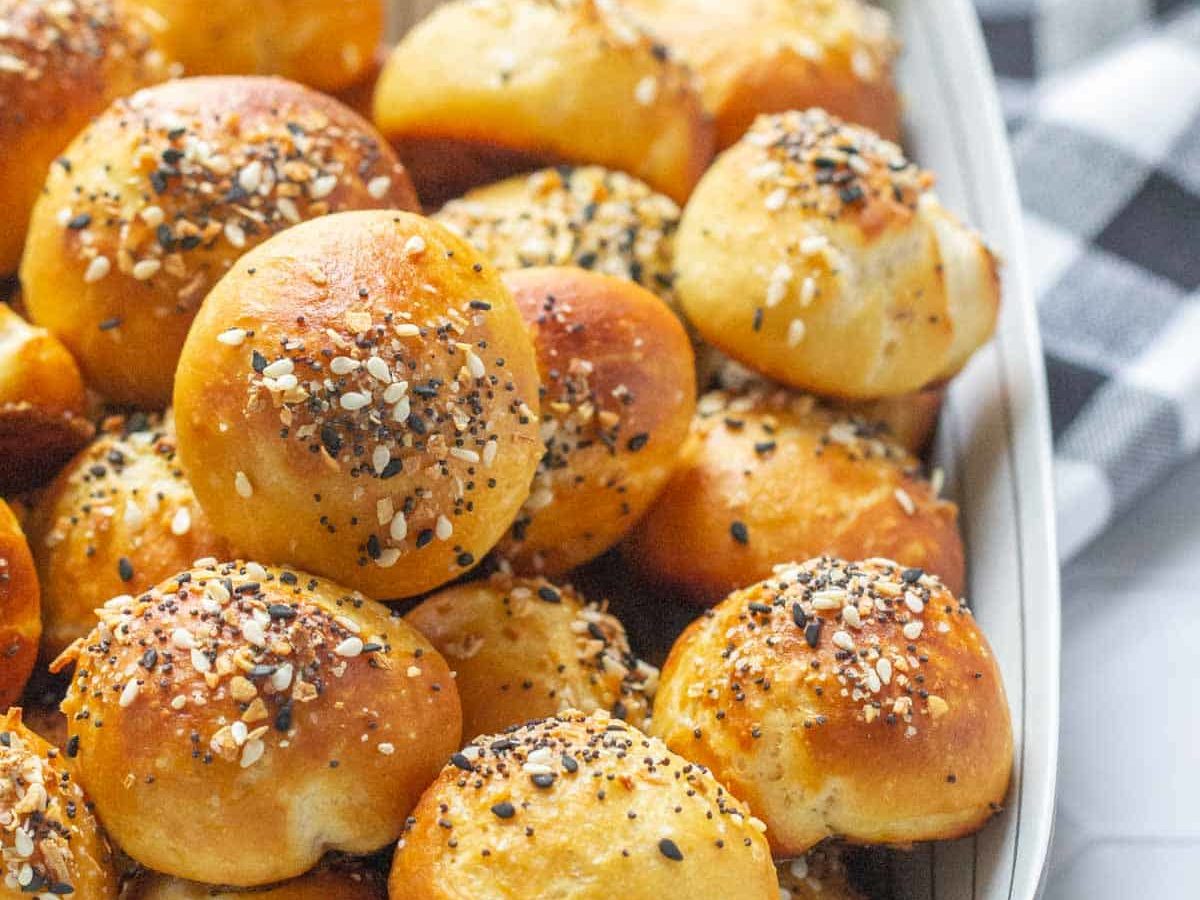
434,166,681,307
54,560,462,886
675,109,1000,398
130,0,383,92
373,0,714,206
0,500,39,710
174,211,542,600
25,413,230,661
407,574,658,738
20,76,418,408
389,709,779,899
624,387,963,604
495,267,695,574
0,709,119,898
625,0,900,148
653,558,1013,854
776,845,865,900
0,302,92,493
123,859,386,900
0,0,168,274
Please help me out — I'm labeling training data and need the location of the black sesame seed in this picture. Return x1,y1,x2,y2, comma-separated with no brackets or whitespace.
65,736,79,758
805,619,822,648
792,603,807,630
380,458,403,479
456,552,475,567
531,772,556,789
450,752,474,771
626,432,650,452
902,567,924,583
840,184,865,204
274,701,293,733
98,317,122,331
139,648,158,670
268,603,297,620
748,602,772,614
117,557,134,582
251,350,268,373
66,212,91,230
658,838,684,861
491,801,516,819
730,521,749,545
537,586,561,604
366,534,382,559
320,424,342,458
752,308,764,331
469,300,492,310
561,754,579,773
415,529,434,549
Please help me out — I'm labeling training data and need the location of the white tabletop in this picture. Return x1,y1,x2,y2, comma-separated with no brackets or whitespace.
1041,454,1200,897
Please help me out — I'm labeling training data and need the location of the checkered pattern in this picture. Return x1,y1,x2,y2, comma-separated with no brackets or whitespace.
976,0,1200,559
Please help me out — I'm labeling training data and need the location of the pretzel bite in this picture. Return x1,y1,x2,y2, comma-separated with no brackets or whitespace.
623,387,963,604
373,0,714,206
0,709,119,897
389,709,779,899
653,558,1013,854
124,856,387,899
776,844,865,899
131,0,383,92
0,500,39,710
0,303,92,493
20,76,419,407
25,413,230,661
173,211,542,599
434,166,681,308
407,574,658,739
626,0,900,148
675,110,1000,398
0,0,167,275
493,267,695,573
54,561,462,886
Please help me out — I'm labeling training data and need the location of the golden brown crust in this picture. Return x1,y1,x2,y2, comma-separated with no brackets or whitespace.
407,574,657,739
653,558,1013,854
173,211,542,600
623,387,964,604
675,110,1001,398
123,858,387,900
625,0,901,148
495,268,695,574
0,709,119,898
435,166,681,308
389,709,779,899
373,0,714,205
20,75,419,408
25,413,231,662
0,501,40,710
55,561,462,886
133,0,383,92
0,303,92,492
0,0,168,274
776,844,865,900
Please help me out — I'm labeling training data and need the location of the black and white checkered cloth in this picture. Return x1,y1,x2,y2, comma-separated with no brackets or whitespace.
976,0,1200,559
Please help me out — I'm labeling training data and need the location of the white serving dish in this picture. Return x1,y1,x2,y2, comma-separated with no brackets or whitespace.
387,2,1062,897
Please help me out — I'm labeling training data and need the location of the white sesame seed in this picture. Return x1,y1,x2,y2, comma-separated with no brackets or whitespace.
238,160,263,194
634,74,658,106
231,722,248,746
406,665,421,677
139,205,165,227
931,467,945,496
83,255,111,283
372,446,391,475
224,221,246,248
800,235,829,255
450,447,480,463
132,259,161,281
172,627,195,649
14,829,33,858
245,562,268,581
787,318,807,346
330,356,359,375
765,264,793,308
391,396,411,423
764,188,789,211
234,471,253,498
276,196,300,224
335,636,363,657
865,670,882,693
800,276,818,305
340,391,370,411
335,615,361,635
832,630,855,651
842,604,863,628
937,621,951,634
170,506,192,536
482,439,498,467
394,323,420,337
876,657,893,684
119,679,140,708
376,547,401,568
310,174,338,199
377,498,394,525
390,511,408,541
366,356,391,382
262,358,294,378
170,695,187,710
217,327,246,346
367,176,391,199
378,742,395,755
435,515,453,541
242,619,265,646
904,592,925,614
404,235,426,257
271,663,293,693
190,647,212,673
240,738,265,768
894,487,916,515
465,350,486,379
810,590,845,610
903,620,924,641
